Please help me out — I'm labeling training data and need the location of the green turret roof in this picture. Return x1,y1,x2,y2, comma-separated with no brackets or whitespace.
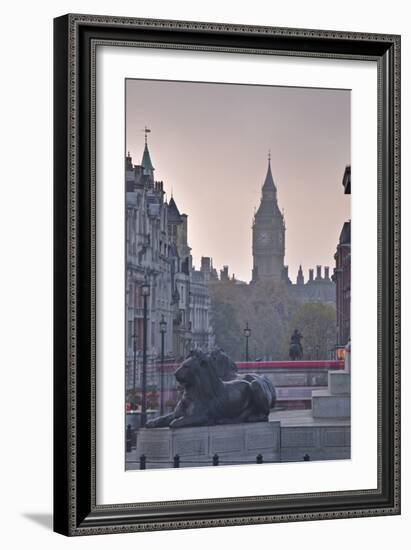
141,142,154,173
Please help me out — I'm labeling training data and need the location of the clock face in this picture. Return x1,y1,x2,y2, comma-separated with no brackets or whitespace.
258,231,270,244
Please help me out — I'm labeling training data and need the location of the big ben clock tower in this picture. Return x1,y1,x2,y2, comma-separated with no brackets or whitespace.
251,153,286,283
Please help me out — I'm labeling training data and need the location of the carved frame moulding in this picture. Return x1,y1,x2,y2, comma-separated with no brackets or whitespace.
53,14,400,536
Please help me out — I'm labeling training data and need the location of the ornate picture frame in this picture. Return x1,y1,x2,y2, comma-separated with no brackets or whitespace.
53,14,400,536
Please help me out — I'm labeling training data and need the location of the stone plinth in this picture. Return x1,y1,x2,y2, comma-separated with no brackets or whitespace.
328,371,350,395
311,389,350,418
275,366,351,458
135,421,281,469
311,369,350,419
269,409,351,461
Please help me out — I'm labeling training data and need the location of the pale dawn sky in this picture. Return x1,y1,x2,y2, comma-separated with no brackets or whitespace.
126,79,350,283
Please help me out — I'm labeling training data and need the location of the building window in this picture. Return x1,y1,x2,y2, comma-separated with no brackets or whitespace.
135,285,143,308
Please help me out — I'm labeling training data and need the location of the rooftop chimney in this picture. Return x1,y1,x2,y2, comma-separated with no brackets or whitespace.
201,257,211,272
220,266,229,281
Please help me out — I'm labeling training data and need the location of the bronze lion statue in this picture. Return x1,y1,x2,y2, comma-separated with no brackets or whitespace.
145,350,276,429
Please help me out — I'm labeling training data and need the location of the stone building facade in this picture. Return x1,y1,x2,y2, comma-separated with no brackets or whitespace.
333,165,351,347
125,140,214,390
290,264,335,304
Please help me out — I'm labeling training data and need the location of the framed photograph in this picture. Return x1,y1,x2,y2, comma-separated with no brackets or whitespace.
53,14,400,536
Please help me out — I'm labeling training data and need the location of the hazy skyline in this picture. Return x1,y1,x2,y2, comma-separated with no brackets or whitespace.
126,79,350,283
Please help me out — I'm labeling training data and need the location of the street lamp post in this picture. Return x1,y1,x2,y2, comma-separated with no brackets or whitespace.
133,317,138,391
141,279,150,427
243,322,251,362
159,314,167,416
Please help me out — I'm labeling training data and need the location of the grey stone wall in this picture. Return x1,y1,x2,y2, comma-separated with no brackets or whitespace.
134,422,281,469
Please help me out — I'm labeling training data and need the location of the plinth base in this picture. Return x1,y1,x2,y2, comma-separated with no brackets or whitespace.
134,421,281,469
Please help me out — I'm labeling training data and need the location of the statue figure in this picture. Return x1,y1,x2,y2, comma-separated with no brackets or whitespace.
145,350,276,429
289,328,303,360
209,349,238,380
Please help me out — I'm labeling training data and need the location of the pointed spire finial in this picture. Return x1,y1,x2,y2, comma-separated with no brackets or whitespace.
142,126,151,144
140,126,154,174
261,151,277,196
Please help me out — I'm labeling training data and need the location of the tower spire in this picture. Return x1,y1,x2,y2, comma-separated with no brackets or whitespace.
141,126,154,176
262,150,277,196
297,264,305,285
251,154,285,284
